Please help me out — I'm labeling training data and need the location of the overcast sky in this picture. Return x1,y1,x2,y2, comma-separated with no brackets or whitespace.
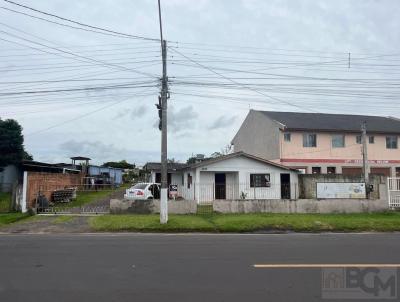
1,0,400,165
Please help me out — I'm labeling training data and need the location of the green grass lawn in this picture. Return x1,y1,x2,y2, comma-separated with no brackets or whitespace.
0,213,29,226
90,212,400,233
57,189,115,208
90,214,215,232
0,192,11,213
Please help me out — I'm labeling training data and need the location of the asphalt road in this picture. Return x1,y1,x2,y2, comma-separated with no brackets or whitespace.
0,233,399,302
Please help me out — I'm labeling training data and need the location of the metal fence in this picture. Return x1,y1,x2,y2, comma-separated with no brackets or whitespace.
175,182,298,203
34,183,119,215
388,177,400,208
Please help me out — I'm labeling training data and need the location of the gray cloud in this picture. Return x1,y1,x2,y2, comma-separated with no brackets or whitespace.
113,105,148,120
130,105,148,119
153,105,198,133
169,105,198,133
6,0,400,165
58,139,188,165
208,115,237,130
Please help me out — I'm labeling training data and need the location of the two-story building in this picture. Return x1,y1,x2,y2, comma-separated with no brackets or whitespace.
232,110,400,177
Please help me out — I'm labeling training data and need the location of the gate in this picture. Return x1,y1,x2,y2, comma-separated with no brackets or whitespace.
387,178,400,208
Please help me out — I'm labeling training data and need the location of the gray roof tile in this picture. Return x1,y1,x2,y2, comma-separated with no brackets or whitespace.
258,111,400,133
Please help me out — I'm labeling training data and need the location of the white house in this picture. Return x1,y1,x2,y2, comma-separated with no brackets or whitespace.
145,152,299,203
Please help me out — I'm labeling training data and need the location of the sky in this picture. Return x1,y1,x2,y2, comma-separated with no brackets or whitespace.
1,0,400,165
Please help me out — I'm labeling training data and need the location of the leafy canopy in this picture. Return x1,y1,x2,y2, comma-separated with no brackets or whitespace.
0,118,32,168
102,160,135,169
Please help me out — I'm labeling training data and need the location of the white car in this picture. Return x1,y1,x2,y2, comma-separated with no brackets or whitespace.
124,183,161,200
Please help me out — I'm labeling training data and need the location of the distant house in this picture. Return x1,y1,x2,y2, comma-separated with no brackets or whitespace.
58,157,123,185
232,110,400,176
87,165,123,185
144,162,189,185
144,152,299,203
0,165,19,192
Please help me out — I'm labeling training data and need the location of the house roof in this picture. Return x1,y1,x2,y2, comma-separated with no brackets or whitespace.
70,156,91,161
22,160,80,173
188,152,297,171
257,110,400,134
144,162,189,172
144,152,298,172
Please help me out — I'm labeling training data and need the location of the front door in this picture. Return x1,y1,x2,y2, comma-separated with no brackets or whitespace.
280,173,291,199
215,173,226,199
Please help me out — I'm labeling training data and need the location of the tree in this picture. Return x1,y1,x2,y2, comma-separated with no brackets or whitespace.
102,160,135,169
186,156,197,164
210,144,233,158
0,118,32,168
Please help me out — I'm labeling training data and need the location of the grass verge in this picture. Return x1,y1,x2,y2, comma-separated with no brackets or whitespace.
90,212,400,233
90,214,216,232
0,213,30,226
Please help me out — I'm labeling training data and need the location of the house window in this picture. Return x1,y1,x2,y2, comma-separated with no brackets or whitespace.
187,174,192,188
303,133,317,147
369,136,375,144
181,174,184,185
312,167,321,174
327,167,336,174
356,135,362,144
332,134,345,148
250,174,271,187
396,167,400,177
284,133,291,142
386,136,398,149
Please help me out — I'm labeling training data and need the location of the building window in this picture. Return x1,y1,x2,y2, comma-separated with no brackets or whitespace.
332,134,345,148
396,167,400,177
187,174,192,188
356,135,362,144
327,167,336,174
284,132,291,142
250,174,271,187
296,168,306,174
312,167,321,174
369,136,374,144
303,133,317,147
386,136,398,149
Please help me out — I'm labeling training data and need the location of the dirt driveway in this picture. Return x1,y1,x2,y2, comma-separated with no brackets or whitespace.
0,187,126,233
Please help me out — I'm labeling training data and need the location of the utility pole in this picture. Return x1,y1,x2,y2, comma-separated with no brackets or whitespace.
361,121,369,194
157,0,168,224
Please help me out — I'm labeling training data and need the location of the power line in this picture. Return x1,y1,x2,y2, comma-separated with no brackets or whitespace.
169,47,319,113
2,0,159,41
25,91,154,136
0,31,158,78
0,82,158,97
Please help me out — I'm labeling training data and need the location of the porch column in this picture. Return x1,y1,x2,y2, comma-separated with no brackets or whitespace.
195,168,200,204
21,171,28,213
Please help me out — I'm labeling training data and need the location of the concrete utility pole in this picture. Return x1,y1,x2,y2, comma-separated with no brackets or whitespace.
157,0,168,224
361,121,369,187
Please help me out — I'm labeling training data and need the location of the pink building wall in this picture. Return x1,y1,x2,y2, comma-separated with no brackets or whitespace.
278,132,400,175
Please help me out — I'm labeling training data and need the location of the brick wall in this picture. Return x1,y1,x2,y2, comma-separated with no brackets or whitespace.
26,172,83,208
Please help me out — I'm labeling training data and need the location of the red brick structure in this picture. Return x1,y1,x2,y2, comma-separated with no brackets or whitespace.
26,172,82,208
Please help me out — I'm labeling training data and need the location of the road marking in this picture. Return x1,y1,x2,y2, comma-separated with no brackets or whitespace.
253,264,400,268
